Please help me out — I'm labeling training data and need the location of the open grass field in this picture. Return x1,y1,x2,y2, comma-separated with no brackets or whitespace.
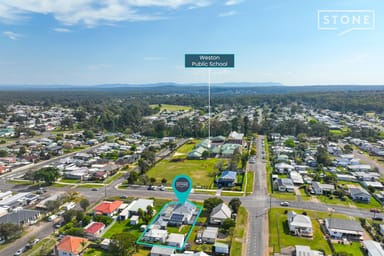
269,208,345,254
150,104,192,112
147,158,219,188
317,195,381,209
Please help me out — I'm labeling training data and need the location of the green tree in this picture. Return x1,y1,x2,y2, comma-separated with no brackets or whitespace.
229,198,242,214
284,138,295,148
204,197,223,214
161,178,167,184
0,150,7,157
128,171,139,184
202,150,209,160
33,167,60,185
220,218,236,234
110,232,137,256
0,223,22,241
80,198,90,211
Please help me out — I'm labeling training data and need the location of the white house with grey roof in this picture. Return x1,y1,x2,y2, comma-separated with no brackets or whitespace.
348,186,371,202
274,178,295,192
288,211,313,237
325,218,364,240
209,203,232,225
120,199,154,220
311,182,335,195
202,226,218,244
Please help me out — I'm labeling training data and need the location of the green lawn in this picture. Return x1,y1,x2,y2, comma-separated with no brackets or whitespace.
221,191,244,196
272,192,296,201
269,208,332,254
7,179,33,185
102,220,141,239
317,195,381,209
233,206,248,239
245,172,254,194
147,158,219,188
173,140,199,155
150,104,192,112
333,242,363,256
230,241,242,256
59,178,81,183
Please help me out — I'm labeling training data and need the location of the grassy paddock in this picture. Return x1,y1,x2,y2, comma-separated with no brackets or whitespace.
150,104,192,111
147,158,219,188
245,172,254,194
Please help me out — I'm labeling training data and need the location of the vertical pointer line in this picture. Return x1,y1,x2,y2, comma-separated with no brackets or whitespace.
208,68,211,148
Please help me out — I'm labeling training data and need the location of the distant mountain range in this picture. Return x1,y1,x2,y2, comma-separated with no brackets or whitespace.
0,83,383,95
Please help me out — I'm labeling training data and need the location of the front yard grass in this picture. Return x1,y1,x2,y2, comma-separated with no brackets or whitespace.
269,208,333,254
333,241,363,256
317,195,381,209
272,192,296,201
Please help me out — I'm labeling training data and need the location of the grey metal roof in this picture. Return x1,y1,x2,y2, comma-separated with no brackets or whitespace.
326,218,363,232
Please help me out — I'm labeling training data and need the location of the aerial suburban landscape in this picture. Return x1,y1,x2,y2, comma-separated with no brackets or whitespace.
0,1,383,256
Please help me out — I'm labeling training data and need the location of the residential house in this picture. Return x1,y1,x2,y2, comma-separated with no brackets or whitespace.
143,229,168,243
287,211,313,237
217,171,237,187
214,242,229,255
168,202,197,226
325,218,364,240
290,171,304,185
311,182,335,195
295,245,324,256
55,236,88,256
362,181,384,190
150,246,175,256
362,240,384,256
120,199,154,220
202,227,218,244
93,200,123,216
209,203,232,225
227,131,244,145
84,222,105,238
167,233,185,248
274,178,295,192
275,162,294,174
349,186,371,202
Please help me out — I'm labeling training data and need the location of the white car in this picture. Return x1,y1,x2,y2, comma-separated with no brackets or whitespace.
280,201,290,207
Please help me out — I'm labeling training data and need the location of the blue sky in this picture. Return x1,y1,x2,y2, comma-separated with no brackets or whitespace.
0,0,383,85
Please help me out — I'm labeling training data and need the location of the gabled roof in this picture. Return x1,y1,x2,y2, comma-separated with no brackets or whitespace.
56,236,88,254
288,211,312,228
210,203,232,220
94,200,123,214
220,171,237,180
84,222,105,235
326,218,363,232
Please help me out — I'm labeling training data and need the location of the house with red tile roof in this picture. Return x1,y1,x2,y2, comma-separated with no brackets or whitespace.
84,222,105,238
93,200,123,216
55,235,88,256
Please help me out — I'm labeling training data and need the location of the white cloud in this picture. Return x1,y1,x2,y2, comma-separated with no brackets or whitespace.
0,0,215,26
218,11,237,17
3,31,23,40
225,0,243,6
54,27,71,33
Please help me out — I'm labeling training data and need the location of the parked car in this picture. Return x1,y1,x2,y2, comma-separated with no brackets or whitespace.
280,201,290,207
370,208,381,213
373,216,383,221
120,195,128,199
14,247,26,256
91,188,98,191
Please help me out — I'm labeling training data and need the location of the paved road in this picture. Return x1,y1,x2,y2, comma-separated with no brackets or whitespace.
354,150,384,175
0,221,54,256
